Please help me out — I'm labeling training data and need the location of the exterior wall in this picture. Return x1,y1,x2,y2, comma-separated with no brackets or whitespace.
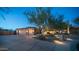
16,28,34,35
0,30,15,35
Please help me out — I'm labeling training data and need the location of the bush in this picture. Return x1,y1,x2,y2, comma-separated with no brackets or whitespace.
76,43,79,51
71,30,79,35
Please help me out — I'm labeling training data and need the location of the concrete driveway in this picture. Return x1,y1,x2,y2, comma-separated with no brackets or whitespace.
0,35,77,51
0,35,55,51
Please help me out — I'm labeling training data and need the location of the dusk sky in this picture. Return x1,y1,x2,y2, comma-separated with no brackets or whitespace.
0,7,79,30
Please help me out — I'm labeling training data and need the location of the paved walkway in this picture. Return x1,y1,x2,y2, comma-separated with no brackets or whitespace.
0,35,78,51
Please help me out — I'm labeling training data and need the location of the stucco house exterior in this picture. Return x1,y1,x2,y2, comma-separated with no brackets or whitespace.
16,27,39,35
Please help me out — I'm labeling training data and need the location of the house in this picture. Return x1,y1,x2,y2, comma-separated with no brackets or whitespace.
16,27,39,35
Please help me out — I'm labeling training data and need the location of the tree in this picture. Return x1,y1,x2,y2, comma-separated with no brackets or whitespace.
24,7,53,33
55,15,68,30
24,7,69,34
24,8,52,26
0,7,9,20
74,17,79,24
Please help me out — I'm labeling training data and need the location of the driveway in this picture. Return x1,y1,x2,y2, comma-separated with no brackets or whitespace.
0,35,77,51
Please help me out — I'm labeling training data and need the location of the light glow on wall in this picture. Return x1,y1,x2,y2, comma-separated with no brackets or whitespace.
28,28,34,34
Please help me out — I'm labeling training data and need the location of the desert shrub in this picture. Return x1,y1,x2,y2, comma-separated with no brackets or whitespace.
71,30,79,35
76,43,79,51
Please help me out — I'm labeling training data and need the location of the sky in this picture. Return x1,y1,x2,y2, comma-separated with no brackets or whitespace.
0,7,79,30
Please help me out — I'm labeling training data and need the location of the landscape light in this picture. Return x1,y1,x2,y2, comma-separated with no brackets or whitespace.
54,40,65,45
66,38,72,41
